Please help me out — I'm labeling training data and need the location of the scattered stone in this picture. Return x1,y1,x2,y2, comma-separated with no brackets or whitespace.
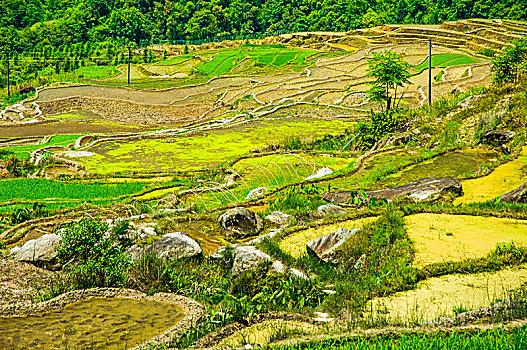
134,223,158,242
245,187,268,200
479,130,515,146
247,229,282,245
231,245,272,276
219,207,263,238
502,144,510,155
265,211,291,225
494,183,527,203
305,167,333,180
270,260,286,274
126,244,143,260
224,173,239,187
289,268,308,280
321,289,337,295
306,228,359,262
322,177,463,204
15,234,62,268
317,204,347,216
313,311,335,323
148,232,202,259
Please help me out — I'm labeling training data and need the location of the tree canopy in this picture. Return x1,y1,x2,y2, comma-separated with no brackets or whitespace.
1,0,527,51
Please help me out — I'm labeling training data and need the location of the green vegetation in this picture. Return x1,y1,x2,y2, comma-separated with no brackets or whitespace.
414,53,478,71
79,119,353,174
272,326,527,350
56,218,131,289
0,178,148,202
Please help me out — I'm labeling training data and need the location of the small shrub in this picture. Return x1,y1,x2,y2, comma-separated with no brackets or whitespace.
56,218,131,289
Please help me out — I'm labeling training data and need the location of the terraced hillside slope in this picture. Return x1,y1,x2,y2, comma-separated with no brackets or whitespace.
1,19,527,350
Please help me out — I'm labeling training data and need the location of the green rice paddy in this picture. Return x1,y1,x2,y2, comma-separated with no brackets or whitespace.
78,119,354,174
414,53,478,71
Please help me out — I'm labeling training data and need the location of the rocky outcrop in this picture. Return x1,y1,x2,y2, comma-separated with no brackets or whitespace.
219,207,263,238
479,130,515,146
265,211,291,225
317,204,347,216
494,183,527,203
322,177,463,204
15,234,62,268
307,228,359,262
148,232,202,259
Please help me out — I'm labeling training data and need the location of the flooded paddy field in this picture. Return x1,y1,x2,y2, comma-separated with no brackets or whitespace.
0,297,184,349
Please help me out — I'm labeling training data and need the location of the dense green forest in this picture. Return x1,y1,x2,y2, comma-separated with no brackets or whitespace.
1,0,527,50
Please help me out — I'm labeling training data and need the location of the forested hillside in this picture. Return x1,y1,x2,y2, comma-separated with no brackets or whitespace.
1,0,527,50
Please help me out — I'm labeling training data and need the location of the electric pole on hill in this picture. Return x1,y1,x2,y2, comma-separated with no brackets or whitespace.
126,46,132,85
428,39,432,106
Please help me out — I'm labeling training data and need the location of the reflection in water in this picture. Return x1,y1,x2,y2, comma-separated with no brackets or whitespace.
0,297,184,349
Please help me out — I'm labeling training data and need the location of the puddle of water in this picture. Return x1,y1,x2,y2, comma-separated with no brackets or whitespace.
378,149,498,189
0,297,184,349
279,217,377,257
454,147,527,205
367,266,527,324
406,214,527,265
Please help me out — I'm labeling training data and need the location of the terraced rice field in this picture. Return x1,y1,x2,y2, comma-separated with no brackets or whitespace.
406,214,527,265
367,266,527,324
75,118,354,174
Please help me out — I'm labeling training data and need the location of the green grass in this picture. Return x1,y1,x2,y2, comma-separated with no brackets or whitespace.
75,65,119,79
273,326,527,350
0,178,149,202
414,54,478,71
3,134,81,159
157,55,194,66
196,45,320,76
77,119,354,174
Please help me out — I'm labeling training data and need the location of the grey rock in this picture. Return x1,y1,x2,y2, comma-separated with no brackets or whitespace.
149,232,202,259
15,234,62,267
494,183,527,203
372,133,411,150
305,167,333,180
479,130,515,146
317,204,347,216
219,207,263,238
126,244,143,260
306,228,359,262
231,245,272,276
245,187,268,200
9,246,21,255
289,268,309,280
264,211,291,225
247,229,282,245
322,177,463,204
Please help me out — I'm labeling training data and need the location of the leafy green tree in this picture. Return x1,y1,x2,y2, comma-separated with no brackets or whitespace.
492,38,527,84
366,51,411,111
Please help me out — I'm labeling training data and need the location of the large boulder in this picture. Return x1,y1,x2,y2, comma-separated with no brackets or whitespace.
15,234,62,267
494,183,527,203
479,130,515,146
322,177,463,204
231,245,272,276
148,232,202,259
219,207,263,238
307,228,359,262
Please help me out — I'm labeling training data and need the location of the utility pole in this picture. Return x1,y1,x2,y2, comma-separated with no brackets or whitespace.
428,39,432,106
126,46,132,85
